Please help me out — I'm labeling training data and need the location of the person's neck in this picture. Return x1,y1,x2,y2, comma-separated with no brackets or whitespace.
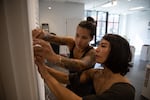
103,67,113,76
103,66,129,83
75,45,89,52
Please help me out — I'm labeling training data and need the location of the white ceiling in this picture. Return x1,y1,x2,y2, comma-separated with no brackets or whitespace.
42,0,150,14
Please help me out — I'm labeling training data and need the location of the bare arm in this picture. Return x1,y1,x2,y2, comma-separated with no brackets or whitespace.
32,28,75,50
45,65,69,84
44,71,82,100
55,49,96,72
33,39,96,72
43,34,75,50
80,68,98,83
36,61,82,100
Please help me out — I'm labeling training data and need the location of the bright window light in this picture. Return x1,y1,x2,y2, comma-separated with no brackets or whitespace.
129,6,144,11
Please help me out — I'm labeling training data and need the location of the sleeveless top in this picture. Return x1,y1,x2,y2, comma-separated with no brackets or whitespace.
69,44,93,59
69,44,94,73
66,44,95,96
82,82,135,100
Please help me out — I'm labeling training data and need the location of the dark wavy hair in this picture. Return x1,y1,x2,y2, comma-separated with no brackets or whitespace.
78,20,95,39
102,34,132,76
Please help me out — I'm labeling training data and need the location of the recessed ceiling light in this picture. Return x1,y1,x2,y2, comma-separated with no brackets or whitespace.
48,6,52,10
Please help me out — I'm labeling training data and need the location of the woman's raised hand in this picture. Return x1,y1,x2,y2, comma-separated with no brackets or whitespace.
33,39,58,64
35,56,48,79
32,28,47,39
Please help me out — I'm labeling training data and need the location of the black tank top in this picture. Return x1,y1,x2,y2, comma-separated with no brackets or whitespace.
66,45,96,96
69,44,94,73
69,44,93,59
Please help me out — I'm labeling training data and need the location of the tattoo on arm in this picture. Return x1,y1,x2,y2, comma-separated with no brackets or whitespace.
44,34,75,49
57,49,96,72
59,57,84,71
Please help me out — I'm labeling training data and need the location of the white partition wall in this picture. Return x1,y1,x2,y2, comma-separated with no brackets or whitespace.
28,0,45,99
0,0,43,100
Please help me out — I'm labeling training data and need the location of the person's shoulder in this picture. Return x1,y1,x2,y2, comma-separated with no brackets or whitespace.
112,82,135,91
110,82,135,99
83,82,135,100
88,47,96,53
85,49,95,57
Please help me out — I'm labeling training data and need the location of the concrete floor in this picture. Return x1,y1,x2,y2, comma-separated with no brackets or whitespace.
126,55,150,100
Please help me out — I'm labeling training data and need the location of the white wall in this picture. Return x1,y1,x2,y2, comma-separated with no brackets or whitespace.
0,0,41,100
28,0,45,99
125,11,150,55
118,11,150,55
39,1,84,37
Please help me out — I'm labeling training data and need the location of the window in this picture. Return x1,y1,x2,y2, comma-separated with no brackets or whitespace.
96,12,107,43
108,14,120,34
85,10,120,46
